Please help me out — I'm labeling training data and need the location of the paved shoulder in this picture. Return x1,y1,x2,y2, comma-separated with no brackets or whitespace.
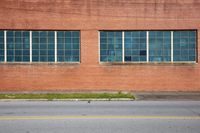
134,92,200,101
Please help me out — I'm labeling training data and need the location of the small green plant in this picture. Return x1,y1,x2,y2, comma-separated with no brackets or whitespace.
118,91,122,94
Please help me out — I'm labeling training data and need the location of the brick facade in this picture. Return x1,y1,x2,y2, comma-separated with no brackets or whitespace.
0,0,200,92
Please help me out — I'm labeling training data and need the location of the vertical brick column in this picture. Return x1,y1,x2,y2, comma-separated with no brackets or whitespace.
80,30,99,66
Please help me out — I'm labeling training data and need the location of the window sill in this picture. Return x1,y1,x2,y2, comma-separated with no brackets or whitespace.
0,62,80,66
100,62,197,66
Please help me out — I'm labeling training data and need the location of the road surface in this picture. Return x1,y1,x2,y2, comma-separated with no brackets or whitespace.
0,101,200,133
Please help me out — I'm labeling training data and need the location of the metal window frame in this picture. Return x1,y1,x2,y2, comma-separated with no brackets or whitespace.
4,30,7,62
171,31,174,62
30,31,32,62
55,31,57,62
146,31,149,62
98,31,100,63
122,31,125,63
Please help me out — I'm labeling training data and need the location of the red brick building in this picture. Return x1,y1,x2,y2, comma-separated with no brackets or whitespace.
0,0,199,92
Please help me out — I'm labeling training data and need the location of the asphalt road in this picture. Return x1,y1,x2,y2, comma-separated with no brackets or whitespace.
0,101,200,133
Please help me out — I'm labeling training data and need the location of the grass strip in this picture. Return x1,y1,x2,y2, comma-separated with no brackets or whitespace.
0,92,134,100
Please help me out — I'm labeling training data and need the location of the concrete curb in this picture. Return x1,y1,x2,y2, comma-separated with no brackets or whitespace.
0,98,135,102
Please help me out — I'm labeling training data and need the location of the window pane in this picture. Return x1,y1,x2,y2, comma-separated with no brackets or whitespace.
72,31,79,38
0,31,4,37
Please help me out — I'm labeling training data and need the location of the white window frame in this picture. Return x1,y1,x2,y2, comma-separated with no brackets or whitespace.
4,31,7,62
30,31,32,62
122,31,125,63
98,31,100,63
146,31,149,62
55,31,57,62
171,31,174,62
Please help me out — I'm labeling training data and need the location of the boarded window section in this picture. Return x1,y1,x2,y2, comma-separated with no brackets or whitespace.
32,31,55,62
7,31,30,62
57,31,80,62
173,31,196,61
0,31,4,62
124,31,146,62
100,31,122,62
149,31,171,62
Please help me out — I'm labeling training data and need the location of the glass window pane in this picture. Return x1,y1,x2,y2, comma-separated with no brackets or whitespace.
40,31,47,37
0,31,4,37
48,31,54,37
48,38,54,43
15,31,21,38
40,56,47,62
48,56,55,62
0,56,4,61
100,32,107,38
48,50,54,55
72,31,79,38
23,31,29,37
189,31,196,38
57,31,64,37
32,31,39,37
65,31,71,38
23,56,29,62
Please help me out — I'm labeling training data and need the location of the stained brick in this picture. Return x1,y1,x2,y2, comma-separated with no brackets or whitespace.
0,0,199,91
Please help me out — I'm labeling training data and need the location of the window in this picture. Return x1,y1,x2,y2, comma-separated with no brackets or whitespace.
0,31,4,62
100,30,197,63
149,31,171,62
173,31,196,61
0,30,80,63
7,31,30,62
57,31,80,62
32,31,54,62
100,31,122,62
124,31,146,62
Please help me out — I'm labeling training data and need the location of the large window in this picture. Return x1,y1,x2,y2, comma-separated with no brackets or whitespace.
100,30,197,63
173,31,196,61
0,30,80,63
57,31,80,62
100,31,122,62
0,31,4,61
32,31,55,62
149,31,171,62
7,31,30,62
124,31,146,62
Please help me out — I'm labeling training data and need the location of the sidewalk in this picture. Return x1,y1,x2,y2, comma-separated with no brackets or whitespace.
134,92,200,101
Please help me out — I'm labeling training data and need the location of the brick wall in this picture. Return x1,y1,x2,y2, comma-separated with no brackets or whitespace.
0,0,200,92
